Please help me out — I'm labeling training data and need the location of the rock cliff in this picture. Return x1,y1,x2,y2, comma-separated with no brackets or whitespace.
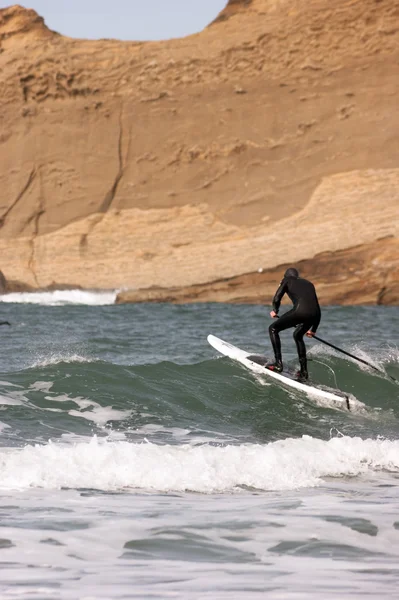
0,1,398,303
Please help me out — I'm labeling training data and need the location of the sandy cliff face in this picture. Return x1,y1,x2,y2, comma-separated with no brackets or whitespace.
0,1,398,303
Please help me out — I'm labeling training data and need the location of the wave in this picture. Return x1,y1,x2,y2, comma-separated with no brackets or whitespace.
0,434,398,493
30,353,98,368
0,289,117,306
310,342,399,373
0,349,397,449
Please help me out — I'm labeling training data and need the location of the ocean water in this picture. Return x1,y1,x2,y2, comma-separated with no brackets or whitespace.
0,292,398,599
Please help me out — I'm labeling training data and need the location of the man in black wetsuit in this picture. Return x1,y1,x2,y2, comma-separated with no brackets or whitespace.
267,267,321,381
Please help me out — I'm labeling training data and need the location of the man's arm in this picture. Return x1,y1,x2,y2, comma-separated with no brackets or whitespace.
309,286,321,333
309,312,321,334
272,279,287,314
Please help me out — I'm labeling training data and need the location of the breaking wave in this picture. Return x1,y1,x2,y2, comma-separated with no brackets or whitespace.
0,289,117,306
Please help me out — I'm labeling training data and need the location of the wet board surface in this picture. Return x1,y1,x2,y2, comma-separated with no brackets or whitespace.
207,334,351,410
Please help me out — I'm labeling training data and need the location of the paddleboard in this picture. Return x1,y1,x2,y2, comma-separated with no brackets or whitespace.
207,334,351,410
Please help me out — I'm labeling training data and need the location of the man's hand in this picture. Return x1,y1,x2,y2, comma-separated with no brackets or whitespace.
306,330,315,338
270,310,278,319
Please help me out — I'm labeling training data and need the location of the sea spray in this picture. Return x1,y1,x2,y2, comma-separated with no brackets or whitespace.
1,435,399,493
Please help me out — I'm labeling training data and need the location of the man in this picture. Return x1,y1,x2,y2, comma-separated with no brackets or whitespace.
267,267,321,381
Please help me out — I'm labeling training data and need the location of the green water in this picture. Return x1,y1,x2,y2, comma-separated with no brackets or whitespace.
0,300,398,598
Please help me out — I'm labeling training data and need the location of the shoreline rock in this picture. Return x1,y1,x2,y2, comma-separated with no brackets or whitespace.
115,237,399,306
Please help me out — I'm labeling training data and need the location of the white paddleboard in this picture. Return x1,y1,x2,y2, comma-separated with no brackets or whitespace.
207,334,351,410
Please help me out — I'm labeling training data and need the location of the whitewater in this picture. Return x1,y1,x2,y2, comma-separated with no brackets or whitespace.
0,299,398,599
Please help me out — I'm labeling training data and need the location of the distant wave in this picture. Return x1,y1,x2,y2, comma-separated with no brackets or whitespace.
1,435,399,493
30,353,97,368
0,289,117,306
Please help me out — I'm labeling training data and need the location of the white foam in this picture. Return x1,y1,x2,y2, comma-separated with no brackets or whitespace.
68,405,132,426
0,289,117,306
29,381,54,392
1,435,399,493
0,380,22,388
0,388,30,406
42,394,132,426
30,353,95,367
0,394,24,406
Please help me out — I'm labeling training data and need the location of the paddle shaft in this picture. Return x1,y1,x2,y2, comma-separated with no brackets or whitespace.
273,314,397,383
313,334,399,383
312,334,375,371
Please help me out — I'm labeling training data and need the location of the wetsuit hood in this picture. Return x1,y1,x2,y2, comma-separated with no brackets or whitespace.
284,267,299,278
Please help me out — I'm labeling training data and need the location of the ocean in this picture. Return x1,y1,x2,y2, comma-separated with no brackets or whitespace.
0,292,398,599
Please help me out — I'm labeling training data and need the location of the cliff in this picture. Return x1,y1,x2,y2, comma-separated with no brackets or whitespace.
0,1,398,303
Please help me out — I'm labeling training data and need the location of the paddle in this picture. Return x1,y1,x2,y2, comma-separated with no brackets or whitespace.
272,314,397,383
311,334,398,383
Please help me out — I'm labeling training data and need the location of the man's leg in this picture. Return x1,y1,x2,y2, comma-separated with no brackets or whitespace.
293,322,311,380
268,309,298,372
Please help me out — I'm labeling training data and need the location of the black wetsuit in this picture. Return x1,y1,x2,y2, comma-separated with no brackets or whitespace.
269,275,321,376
